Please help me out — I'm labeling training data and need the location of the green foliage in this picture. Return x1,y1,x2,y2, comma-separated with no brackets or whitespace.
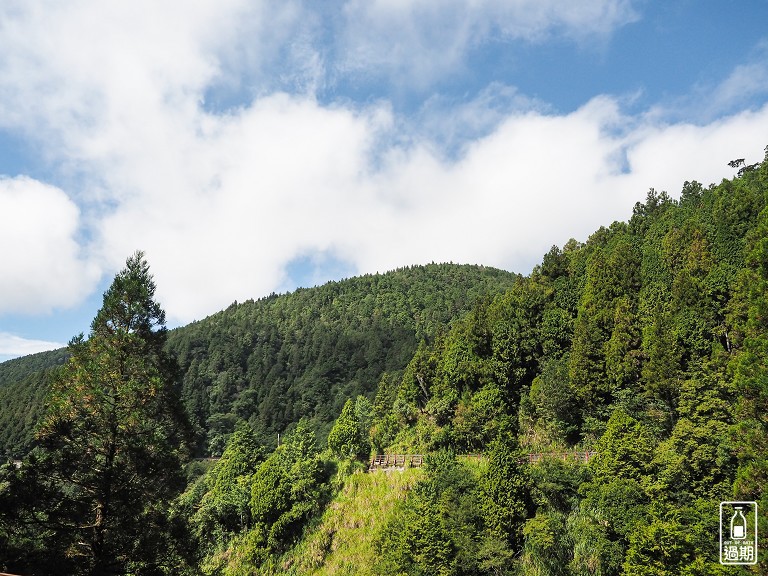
569,232,641,422
252,425,327,567
591,409,655,485
479,437,530,549
528,355,580,443
278,466,423,576
622,502,730,576
648,375,735,504
182,423,265,558
167,263,516,453
0,348,68,458
0,451,78,575
567,506,624,576
189,422,329,575
0,264,516,460
327,397,371,460
605,295,642,393
582,477,647,544
451,383,509,451
375,451,501,576
380,275,553,453
640,304,681,410
520,511,571,576
528,458,592,514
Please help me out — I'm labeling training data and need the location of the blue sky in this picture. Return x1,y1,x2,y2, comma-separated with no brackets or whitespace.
1,0,768,362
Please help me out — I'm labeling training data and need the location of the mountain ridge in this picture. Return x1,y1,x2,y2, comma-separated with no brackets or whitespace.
0,262,518,458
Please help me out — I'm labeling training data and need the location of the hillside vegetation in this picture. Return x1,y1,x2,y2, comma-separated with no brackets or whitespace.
0,263,516,458
171,151,768,574
0,348,69,458
166,263,518,453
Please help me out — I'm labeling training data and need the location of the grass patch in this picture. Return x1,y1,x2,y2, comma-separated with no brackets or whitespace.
275,467,423,575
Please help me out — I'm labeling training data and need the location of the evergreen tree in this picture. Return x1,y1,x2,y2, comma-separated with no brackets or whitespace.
14,252,191,575
327,397,370,460
479,435,530,552
591,409,655,485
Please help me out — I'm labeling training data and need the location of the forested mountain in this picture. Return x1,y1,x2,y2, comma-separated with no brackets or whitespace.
0,349,69,458
166,263,518,453
167,151,768,575
358,165,768,573
2,150,767,575
0,263,517,458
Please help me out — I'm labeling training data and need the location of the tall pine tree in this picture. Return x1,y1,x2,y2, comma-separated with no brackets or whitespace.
14,252,191,575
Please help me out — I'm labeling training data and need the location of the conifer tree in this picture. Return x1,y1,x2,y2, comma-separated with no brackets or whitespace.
30,251,190,575
327,397,369,460
479,435,530,552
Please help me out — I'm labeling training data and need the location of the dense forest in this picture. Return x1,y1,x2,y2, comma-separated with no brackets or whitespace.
1,148,767,574
166,263,518,453
0,349,69,458
0,263,516,459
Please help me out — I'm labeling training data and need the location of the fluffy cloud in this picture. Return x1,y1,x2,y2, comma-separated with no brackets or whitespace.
338,98,768,275
0,177,99,314
92,95,391,320
90,94,768,322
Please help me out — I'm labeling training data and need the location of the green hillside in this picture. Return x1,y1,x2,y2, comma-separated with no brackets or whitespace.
0,348,69,458
166,263,518,453
0,263,517,458
168,151,768,575
211,463,425,576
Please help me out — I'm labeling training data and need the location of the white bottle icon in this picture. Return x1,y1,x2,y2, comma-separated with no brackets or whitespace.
731,506,747,540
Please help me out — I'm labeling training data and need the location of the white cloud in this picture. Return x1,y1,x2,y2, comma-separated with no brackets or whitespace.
0,1,314,154
645,41,768,125
708,43,768,115
0,177,99,314
622,108,768,192
92,94,391,320
337,0,639,85
0,332,64,361
332,99,768,276
92,95,768,323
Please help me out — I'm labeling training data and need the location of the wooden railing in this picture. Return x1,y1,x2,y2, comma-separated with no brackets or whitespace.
526,451,597,463
369,454,424,470
368,451,597,471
